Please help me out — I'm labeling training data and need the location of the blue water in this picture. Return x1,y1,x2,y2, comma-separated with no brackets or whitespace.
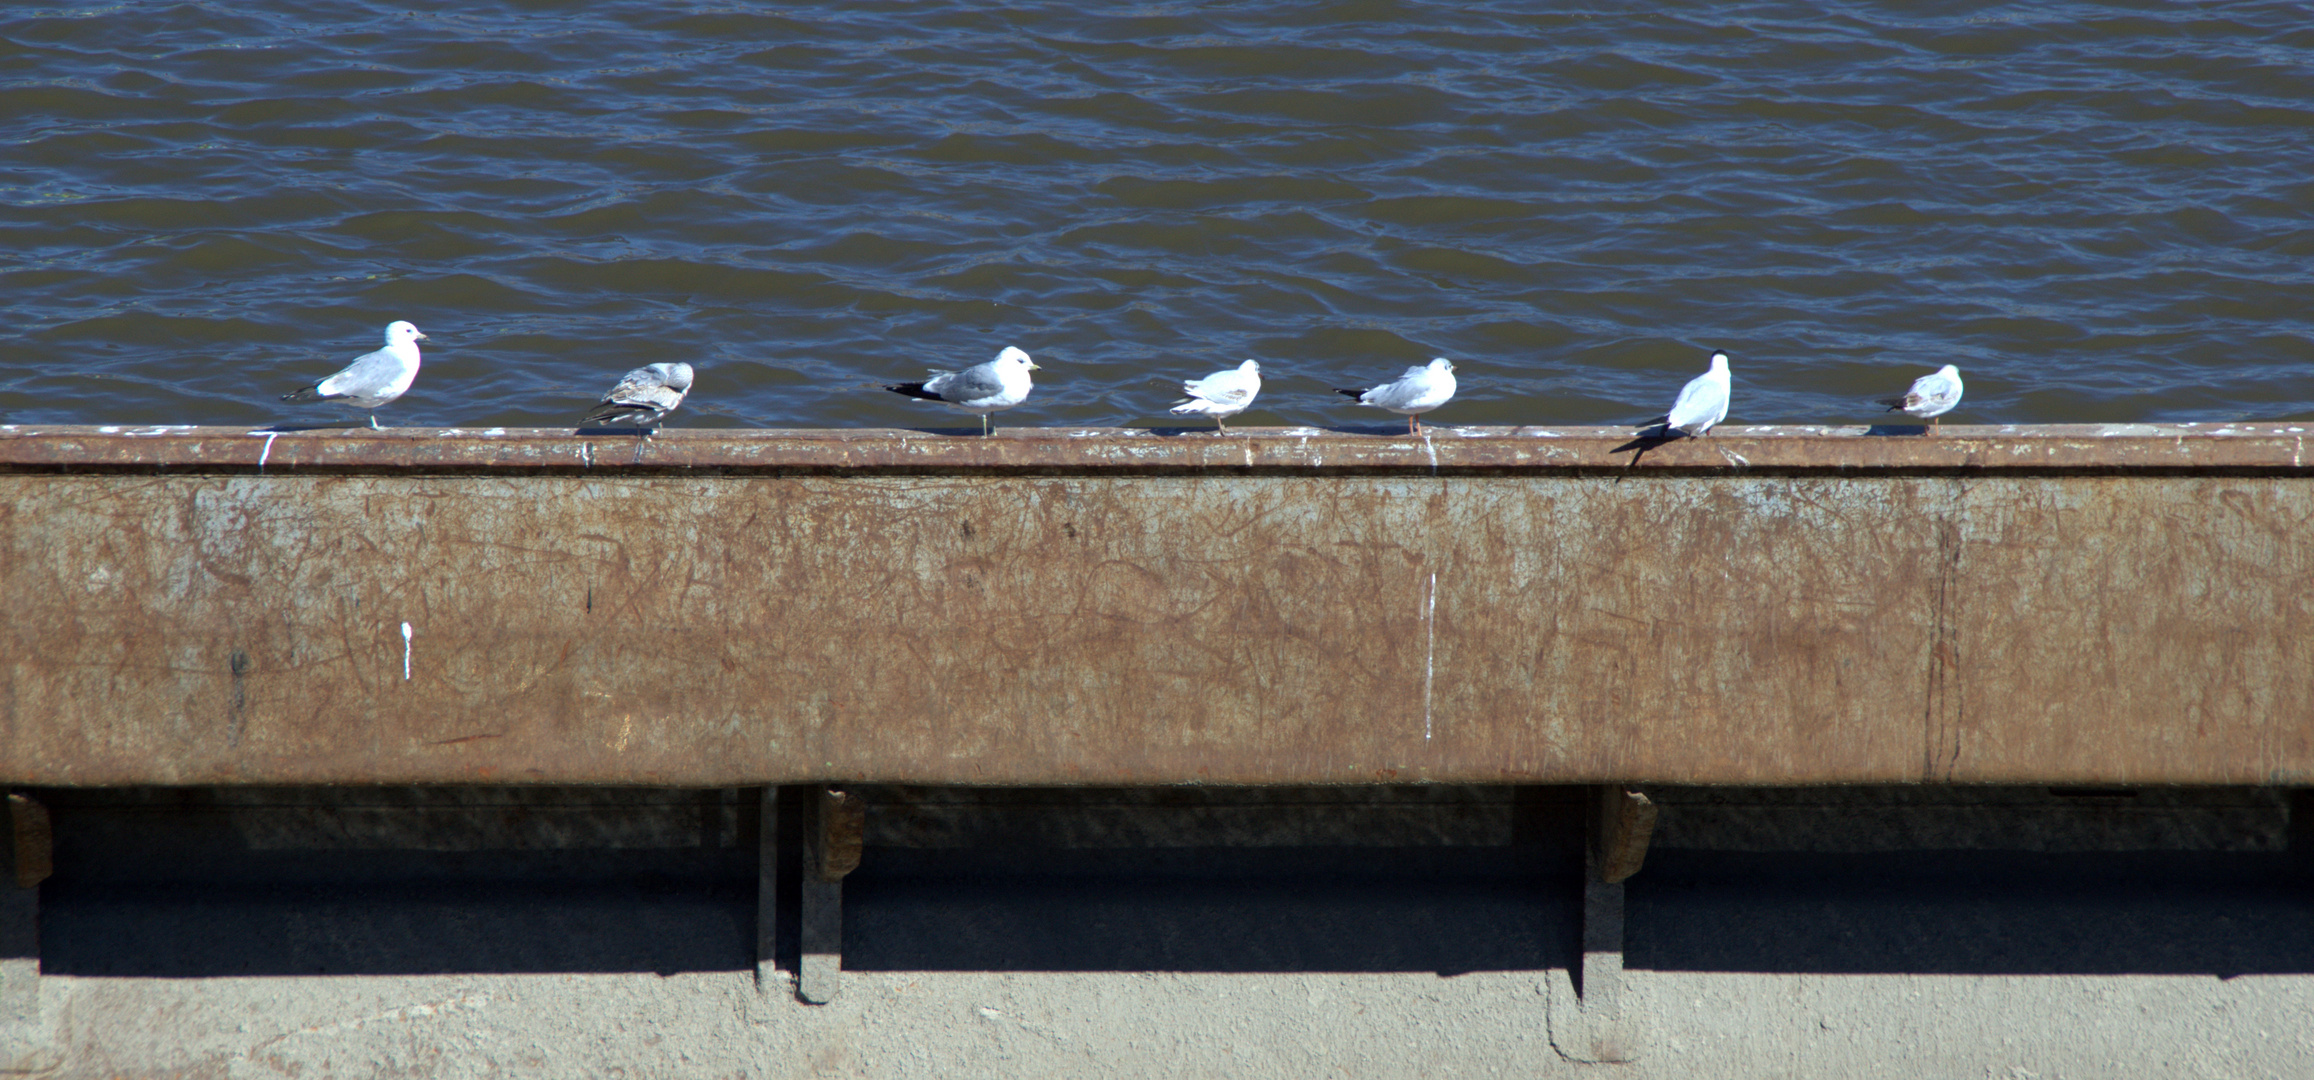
3,1,2311,431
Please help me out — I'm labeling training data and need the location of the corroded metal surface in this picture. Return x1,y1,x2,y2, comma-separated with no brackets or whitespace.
1,426,2309,786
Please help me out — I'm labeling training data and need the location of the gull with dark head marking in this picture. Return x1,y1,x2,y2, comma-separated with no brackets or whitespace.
1335,357,1456,435
1169,359,1261,432
280,320,428,429
1876,364,1963,432
883,346,1040,436
1646,350,1731,438
580,362,694,437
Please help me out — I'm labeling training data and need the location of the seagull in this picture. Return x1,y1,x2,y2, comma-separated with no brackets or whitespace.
1169,359,1262,432
1876,364,1963,431
1647,350,1731,438
1335,357,1457,435
279,320,428,429
579,362,694,437
883,346,1040,436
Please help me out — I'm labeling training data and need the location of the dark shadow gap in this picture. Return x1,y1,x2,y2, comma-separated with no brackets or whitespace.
842,846,1581,975
1629,848,2314,977
42,857,756,977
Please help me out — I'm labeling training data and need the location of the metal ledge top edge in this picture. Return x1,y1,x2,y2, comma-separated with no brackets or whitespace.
4,422,2312,473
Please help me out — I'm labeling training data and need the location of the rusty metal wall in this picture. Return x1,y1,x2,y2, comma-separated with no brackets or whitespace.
2,424,2309,787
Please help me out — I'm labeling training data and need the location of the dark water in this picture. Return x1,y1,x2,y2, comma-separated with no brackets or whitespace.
4,1,2311,432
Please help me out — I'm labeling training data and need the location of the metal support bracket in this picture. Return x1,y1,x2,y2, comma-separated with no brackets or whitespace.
755,786,780,995
797,786,865,1005
4,798,46,894
1594,785,1657,886
1548,786,1656,1064
1,794,58,1073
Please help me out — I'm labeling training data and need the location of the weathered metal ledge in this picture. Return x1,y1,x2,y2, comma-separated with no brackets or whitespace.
2,422,2311,475
2,424,2309,788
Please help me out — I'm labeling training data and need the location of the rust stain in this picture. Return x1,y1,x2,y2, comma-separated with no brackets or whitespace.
0,427,2307,786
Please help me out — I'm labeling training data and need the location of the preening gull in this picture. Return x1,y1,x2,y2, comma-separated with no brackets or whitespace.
1647,350,1731,438
280,320,427,429
580,362,694,436
883,346,1040,436
1169,359,1262,432
1335,357,1456,435
1876,364,1963,431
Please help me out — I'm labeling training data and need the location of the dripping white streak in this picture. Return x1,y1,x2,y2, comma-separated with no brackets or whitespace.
257,432,279,469
1422,571,1437,741
401,622,413,680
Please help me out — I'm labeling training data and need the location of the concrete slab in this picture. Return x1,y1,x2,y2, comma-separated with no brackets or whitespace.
24,969,2314,1078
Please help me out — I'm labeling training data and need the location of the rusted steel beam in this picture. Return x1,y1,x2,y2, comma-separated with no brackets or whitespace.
1,426,2309,787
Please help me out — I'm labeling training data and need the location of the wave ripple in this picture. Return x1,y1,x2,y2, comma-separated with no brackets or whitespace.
3,1,2311,429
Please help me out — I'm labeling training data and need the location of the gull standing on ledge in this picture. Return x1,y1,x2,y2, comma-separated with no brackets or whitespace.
883,346,1040,436
1335,357,1456,435
1646,350,1731,438
580,362,694,437
1169,359,1261,432
1876,364,1963,432
280,320,427,429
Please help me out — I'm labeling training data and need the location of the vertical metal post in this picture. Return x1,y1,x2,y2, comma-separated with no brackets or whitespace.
1549,786,1655,1064
1,794,47,999
755,786,780,994
1578,868,1625,1021
1,794,53,1071
797,786,864,1005
1594,786,1657,887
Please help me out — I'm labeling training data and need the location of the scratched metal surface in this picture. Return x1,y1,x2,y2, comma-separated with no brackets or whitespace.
1,426,2309,786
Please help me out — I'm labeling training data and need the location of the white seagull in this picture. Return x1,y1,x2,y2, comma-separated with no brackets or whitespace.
280,320,428,429
1649,350,1731,438
1335,357,1457,435
1876,364,1963,431
883,346,1040,436
580,362,694,436
1169,359,1262,432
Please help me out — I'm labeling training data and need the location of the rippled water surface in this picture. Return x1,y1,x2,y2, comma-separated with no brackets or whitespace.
4,1,2311,431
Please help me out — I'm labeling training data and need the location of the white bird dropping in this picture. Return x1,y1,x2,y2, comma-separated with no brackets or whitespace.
281,320,428,429
1654,350,1732,437
1877,364,1964,432
1169,359,1262,432
882,346,1040,436
401,622,413,681
580,362,694,436
1335,357,1457,436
